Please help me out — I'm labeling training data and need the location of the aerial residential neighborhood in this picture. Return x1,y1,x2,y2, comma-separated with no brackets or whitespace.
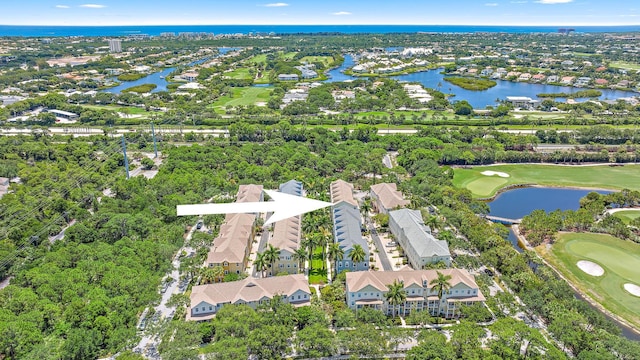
1,7,640,359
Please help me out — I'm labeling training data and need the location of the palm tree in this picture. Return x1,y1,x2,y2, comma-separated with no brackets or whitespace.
327,242,344,278
360,198,372,218
429,271,452,322
292,247,308,274
264,244,280,277
200,267,216,284
254,252,267,278
385,280,407,318
350,244,366,268
212,265,225,283
301,236,314,271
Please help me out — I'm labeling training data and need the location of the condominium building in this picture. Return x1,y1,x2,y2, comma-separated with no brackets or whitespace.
345,269,485,318
330,180,369,273
108,39,122,53
370,183,410,214
389,209,451,269
205,185,263,276
270,180,303,276
187,274,311,320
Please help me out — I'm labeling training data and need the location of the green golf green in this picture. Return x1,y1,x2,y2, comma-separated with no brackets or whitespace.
612,210,640,224
538,232,640,329
453,164,640,198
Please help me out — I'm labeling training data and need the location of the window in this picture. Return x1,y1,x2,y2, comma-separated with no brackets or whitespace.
224,270,228,274
236,270,240,274
223,262,228,266
209,306,212,311
467,290,470,294
351,294,354,297
202,307,206,311
194,308,198,312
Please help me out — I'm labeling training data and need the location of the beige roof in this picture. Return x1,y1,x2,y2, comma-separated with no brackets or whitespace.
330,180,357,206
346,269,482,298
205,184,262,265
207,213,255,264
237,184,263,203
271,215,301,253
370,183,409,210
190,274,310,309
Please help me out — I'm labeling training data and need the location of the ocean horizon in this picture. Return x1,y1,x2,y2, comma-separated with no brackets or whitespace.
1,24,640,37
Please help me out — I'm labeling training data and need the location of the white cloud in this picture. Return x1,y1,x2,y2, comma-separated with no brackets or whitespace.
510,1,528,3
263,2,289,6
55,5,70,8
79,4,107,8
485,3,499,6
535,0,573,4
332,11,352,15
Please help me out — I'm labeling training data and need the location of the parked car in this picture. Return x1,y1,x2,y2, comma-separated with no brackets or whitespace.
386,241,397,247
484,268,495,277
196,221,203,229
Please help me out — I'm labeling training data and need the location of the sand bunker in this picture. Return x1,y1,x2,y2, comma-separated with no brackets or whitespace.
577,260,605,277
623,283,640,297
481,171,510,178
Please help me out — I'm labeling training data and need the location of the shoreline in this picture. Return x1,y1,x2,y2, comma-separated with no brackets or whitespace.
522,229,640,339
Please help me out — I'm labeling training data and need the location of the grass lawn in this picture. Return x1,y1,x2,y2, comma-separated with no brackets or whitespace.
248,54,267,64
537,232,640,329
225,68,253,80
453,164,640,198
211,87,273,112
610,61,640,71
282,52,298,60
613,210,640,224
300,55,334,67
308,249,327,285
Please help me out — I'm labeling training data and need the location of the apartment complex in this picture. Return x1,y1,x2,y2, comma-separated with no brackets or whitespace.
108,39,122,53
370,183,410,214
345,269,485,318
389,209,451,269
270,180,304,276
330,180,370,273
205,184,263,276
187,274,311,320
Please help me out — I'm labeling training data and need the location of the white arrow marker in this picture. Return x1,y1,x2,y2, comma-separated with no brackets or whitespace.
177,190,333,226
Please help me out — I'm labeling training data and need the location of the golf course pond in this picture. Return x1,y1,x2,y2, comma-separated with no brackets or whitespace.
487,187,640,341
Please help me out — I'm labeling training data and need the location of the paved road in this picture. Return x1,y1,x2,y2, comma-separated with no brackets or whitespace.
48,219,76,244
132,223,197,358
366,219,392,271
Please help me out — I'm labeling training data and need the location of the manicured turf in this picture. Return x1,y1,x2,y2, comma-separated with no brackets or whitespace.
537,232,640,329
453,164,640,198
609,61,640,71
211,87,273,112
248,54,267,64
613,210,640,224
300,55,334,67
225,68,253,80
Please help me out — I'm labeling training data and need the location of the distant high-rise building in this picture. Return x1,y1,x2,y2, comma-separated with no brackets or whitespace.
108,39,122,53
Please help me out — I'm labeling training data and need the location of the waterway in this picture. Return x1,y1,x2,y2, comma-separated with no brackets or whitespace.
486,186,640,341
488,187,611,250
325,54,638,108
102,47,237,94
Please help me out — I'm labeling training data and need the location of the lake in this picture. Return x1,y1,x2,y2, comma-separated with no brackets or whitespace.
487,186,640,341
325,54,638,108
488,187,611,252
102,47,238,94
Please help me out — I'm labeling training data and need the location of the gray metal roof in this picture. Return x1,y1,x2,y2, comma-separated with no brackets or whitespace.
279,180,303,196
333,203,368,256
389,209,450,258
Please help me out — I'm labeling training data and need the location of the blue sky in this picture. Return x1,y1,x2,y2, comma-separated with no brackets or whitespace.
2,0,639,26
